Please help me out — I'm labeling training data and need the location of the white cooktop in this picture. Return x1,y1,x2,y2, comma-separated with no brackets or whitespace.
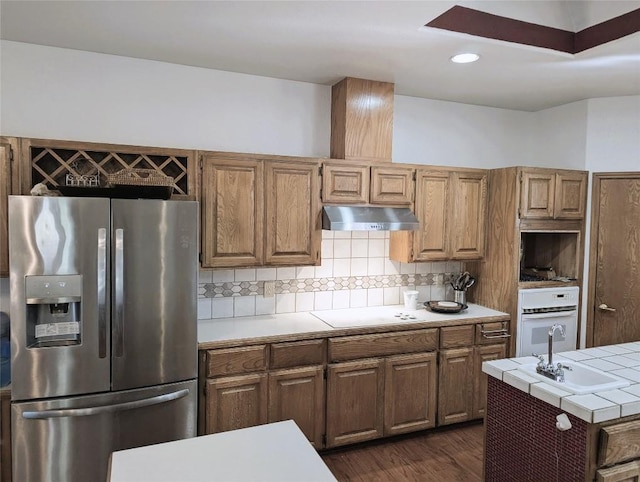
310,303,507,328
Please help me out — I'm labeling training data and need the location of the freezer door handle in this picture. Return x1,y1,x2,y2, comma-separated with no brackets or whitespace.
114,228,124,357
21,388,190,419
97,227,108,358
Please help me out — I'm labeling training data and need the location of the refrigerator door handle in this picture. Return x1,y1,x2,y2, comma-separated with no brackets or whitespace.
21,388,191,419
114,228,124,357
97,227,108,358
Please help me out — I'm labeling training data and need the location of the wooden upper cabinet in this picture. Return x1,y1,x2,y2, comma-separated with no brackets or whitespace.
520,168,587,220
201,157,264,268
411,170,449,261
450,171,487,260
264,161,320,266
370,166,414,205
0,143,12,277
330,77,394,162
554,171,587,219
322,161,370,204
389,169,487,262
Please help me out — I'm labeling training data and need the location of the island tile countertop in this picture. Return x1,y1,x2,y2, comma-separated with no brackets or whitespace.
483,341,640,423
108,420,337,482
198,303,509,348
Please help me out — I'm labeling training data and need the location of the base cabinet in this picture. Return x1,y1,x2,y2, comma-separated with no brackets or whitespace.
326,359,385,448
268,366,325,448
384,352,437,436
438,348,474,426
205,374,268,434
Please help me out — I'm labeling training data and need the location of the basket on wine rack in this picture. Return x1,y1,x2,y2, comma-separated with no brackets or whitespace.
106,168,175,199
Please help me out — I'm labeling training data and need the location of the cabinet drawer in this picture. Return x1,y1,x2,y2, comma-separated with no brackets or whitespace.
596,460,640,482
440,325,474,349
328,329,438,362
598,420,640,467
270,339,326,369
205,345,267,377
475,321,510,345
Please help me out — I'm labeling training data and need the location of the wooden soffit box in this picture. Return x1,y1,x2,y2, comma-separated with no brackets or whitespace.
331,77,394,162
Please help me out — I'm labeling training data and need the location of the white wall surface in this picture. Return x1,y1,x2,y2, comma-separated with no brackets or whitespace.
0,41,331,157
532,100,589,170
393,94,536,168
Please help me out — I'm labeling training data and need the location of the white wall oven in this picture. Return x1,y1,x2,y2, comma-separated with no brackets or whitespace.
516,287,579,357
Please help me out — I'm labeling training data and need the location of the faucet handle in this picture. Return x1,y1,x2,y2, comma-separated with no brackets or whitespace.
533,353,545,367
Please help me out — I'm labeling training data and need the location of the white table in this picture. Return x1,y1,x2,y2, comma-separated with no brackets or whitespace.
108,420,337,482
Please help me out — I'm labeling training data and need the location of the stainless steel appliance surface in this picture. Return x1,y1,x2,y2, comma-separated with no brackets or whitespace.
516,286,579,357
8,195,199,482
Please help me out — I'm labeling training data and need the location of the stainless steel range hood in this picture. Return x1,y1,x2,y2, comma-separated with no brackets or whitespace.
322,206,420,231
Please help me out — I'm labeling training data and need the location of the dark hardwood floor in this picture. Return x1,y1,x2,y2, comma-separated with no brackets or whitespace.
321,422,484,481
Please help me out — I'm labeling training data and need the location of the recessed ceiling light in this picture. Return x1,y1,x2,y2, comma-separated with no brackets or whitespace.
451,53,480,64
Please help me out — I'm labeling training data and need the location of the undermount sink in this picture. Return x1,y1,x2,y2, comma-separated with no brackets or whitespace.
516,359,630,395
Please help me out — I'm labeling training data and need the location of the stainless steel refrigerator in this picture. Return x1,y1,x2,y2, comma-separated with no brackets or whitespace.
8,195,199,482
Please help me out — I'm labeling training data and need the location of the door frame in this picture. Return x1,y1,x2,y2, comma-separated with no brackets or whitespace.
586,171,640,347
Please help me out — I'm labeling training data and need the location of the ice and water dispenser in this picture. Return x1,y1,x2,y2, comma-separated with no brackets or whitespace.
25,274,82,347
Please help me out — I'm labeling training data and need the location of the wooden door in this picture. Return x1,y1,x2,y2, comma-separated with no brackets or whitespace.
412,170,449,261
438,347,473,426
370,166,414,205
520,170,555,219
0,144,12,277
201,157,263,267
268,366,325,448
326,359,384,448
450,171,487,260
472,344,507,419
384,352,437,436
205,373,268,434
554,171,587,219
264,161,320,266
322,162,369,204
589,173,640,347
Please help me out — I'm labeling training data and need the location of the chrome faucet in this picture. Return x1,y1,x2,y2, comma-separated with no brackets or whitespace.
548,323,565,367
535,324,570,381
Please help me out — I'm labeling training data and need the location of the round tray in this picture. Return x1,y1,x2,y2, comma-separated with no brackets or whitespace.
424,300,468,314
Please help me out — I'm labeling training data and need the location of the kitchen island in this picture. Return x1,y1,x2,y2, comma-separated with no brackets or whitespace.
108,420,337,482
482,342,640,481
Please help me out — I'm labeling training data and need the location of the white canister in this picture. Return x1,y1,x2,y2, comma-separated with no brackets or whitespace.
403,290,419,311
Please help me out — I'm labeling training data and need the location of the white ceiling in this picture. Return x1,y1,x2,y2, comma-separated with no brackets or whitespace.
1,0,639,111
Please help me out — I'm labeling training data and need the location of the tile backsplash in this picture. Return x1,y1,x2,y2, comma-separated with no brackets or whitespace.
198,231,462,319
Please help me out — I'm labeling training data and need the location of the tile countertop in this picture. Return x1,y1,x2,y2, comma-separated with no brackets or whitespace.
483,342,640,424
198,303,509,347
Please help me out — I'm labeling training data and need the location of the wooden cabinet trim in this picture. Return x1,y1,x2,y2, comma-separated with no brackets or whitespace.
440,325,475,349
205,345,267,377
270,339,326,369
596,459,640,482
328,328,438,362
598,420,640,467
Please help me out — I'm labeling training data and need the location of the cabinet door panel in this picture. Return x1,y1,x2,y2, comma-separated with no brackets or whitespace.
521,171,555,219
322,162,369,204
370,167,414,205
384,353,437,436
0,144,11,277
413,171,449,261
326,359,384,447
201,158,263,267
472,344,506,419
450,171,487,259
268,366,325,448
265,162,320,265
205,374,268,434
554,171,587,219
438,348,473,426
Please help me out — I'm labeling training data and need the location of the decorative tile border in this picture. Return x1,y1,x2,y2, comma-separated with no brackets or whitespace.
200,273,456,298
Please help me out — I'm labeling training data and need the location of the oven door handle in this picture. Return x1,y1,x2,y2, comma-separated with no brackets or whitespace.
521,310,577,320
